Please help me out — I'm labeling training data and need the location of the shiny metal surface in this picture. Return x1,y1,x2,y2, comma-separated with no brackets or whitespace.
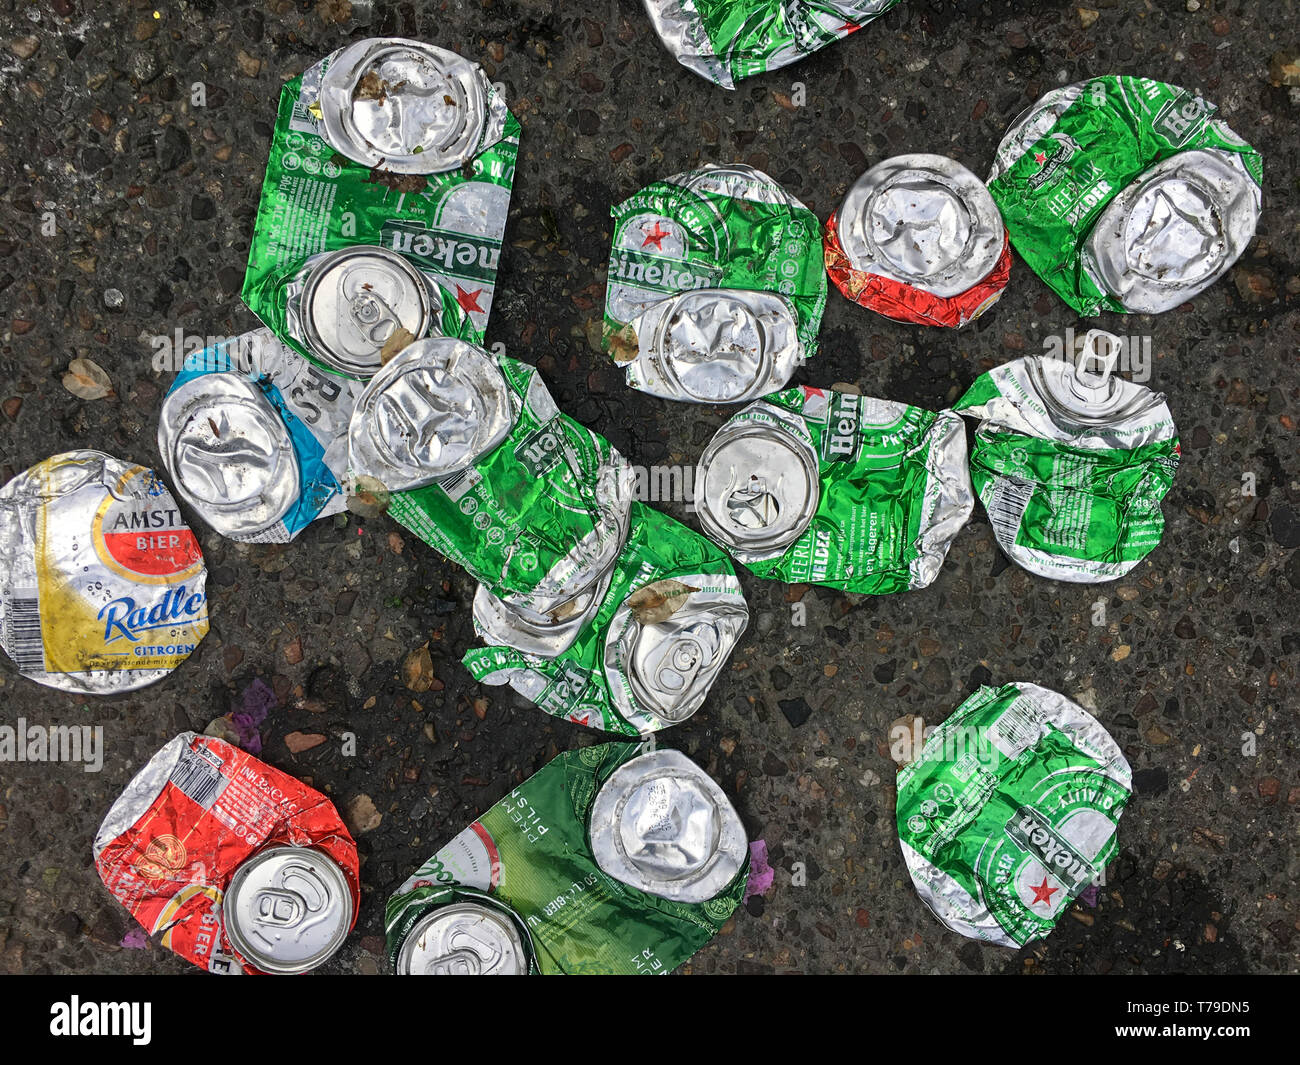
396,902,528,975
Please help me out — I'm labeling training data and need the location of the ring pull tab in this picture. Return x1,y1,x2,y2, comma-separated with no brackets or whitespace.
347,286,403,345
1072,329,1121,400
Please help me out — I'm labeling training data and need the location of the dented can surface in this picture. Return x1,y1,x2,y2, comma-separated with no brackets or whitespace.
897,682,1131,947
988,76,1262,316
643,0,902,90
464,502,748,736
395,900,530,975
242,38,518,369
695,387,974,593
0,451,208,693
224,845,354,975
386,741,747,974
159,329,363,544
954,331,1180,583
825,153,1011,327
603,164,825,403
94,733,359,974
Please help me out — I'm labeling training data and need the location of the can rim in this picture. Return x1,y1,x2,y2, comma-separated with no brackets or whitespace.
395,900,529,975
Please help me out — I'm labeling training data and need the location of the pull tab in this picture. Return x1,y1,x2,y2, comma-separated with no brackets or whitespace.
1074,329,1121,392
252,887,306,928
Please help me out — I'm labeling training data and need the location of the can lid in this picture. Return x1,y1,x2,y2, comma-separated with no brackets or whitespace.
589,749,747,903
638,288,802,404
837,154,1006,298
1084,148,1260,314
223,846,353,974
1026,332,1169,427
347,337,513,492
603,576,749,727
300,246,434,378
396,901,529,975
319,38,496,174
159,375,300,538
695,405,820,561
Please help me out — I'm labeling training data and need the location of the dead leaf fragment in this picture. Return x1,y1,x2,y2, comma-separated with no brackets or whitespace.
625,579,699,625
380,327,416,365
63,358,113,401
403,644,436,692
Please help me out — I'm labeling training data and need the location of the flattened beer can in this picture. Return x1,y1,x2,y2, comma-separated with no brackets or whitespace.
243,38,518,371
159,329,362,543
366,343,636,625
825,154,1011,327
386,741,748,974
603,164,826,403
694,387,973,593
988,76,1262,315
896,682,1131,947
954,331,1179,583
0,451,208,693
464,502,749,735
94,733,359,974
643,0,902,90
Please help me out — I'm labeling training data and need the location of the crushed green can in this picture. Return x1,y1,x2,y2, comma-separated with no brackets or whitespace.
988,75,1262,316
694,386,973,593
603,164,826,403
954,332,1179,583
386,741,749,974
242,37,519,378
464,502,749,736
897,681,1131,947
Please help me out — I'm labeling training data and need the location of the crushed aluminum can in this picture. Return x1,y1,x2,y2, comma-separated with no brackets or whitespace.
643,0,902,90
0,451,208,694
381,347,635,627
470,563,615,659
694,387,974,593
395,898,531,975
317,37,510,174
159,329,363,544
94,733,359,974
603,164,825,403
954,331,1180,583
896,682,1131,947
223,845,355,975
385,741,748,974
463,502,749,736
291,245,438,378
346,336,513,493
825,153,1012,327
987,76,1262,316
588,748,748,903
242,38,518,366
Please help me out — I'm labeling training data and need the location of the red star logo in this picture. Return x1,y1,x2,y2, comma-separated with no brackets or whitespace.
455,285,484,314
1029,877,1059,907
1034,152,1047,164
641,221,671,250
841,22,860,33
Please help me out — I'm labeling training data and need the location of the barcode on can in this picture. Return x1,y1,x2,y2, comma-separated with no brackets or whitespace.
987,476,1036,551
436,466,481,503
169,745,228,810
985,696,1043,761
2,593,45,674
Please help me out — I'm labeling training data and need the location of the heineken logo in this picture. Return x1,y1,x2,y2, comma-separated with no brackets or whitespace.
1005,805,1095,895
1153,90,1214,146
608,249,722,294
384,222,501,287
1027,134,1077,190
514,418,565,478
820,391,862,463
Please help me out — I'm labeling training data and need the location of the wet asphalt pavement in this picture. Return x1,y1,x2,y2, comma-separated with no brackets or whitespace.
0,0,1297,975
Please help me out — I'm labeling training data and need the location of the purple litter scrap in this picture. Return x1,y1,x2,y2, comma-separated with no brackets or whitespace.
744,839,774,900
230,677,277,754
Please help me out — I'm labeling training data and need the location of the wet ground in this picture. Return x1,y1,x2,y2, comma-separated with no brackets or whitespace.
0,0,1296,975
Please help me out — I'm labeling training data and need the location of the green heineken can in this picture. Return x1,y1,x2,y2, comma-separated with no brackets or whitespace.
348,339,635,624
464,502,749,735
242,38,519,378
643,1,902,90
954,331,1179,583
988,75,1262,316
897,681,1131,947
386,742,749,974
693,386,973,593
603,164,826,403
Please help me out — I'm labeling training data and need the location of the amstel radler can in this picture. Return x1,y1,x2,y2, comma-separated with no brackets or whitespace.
0,450,208,693
385,743,749,974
